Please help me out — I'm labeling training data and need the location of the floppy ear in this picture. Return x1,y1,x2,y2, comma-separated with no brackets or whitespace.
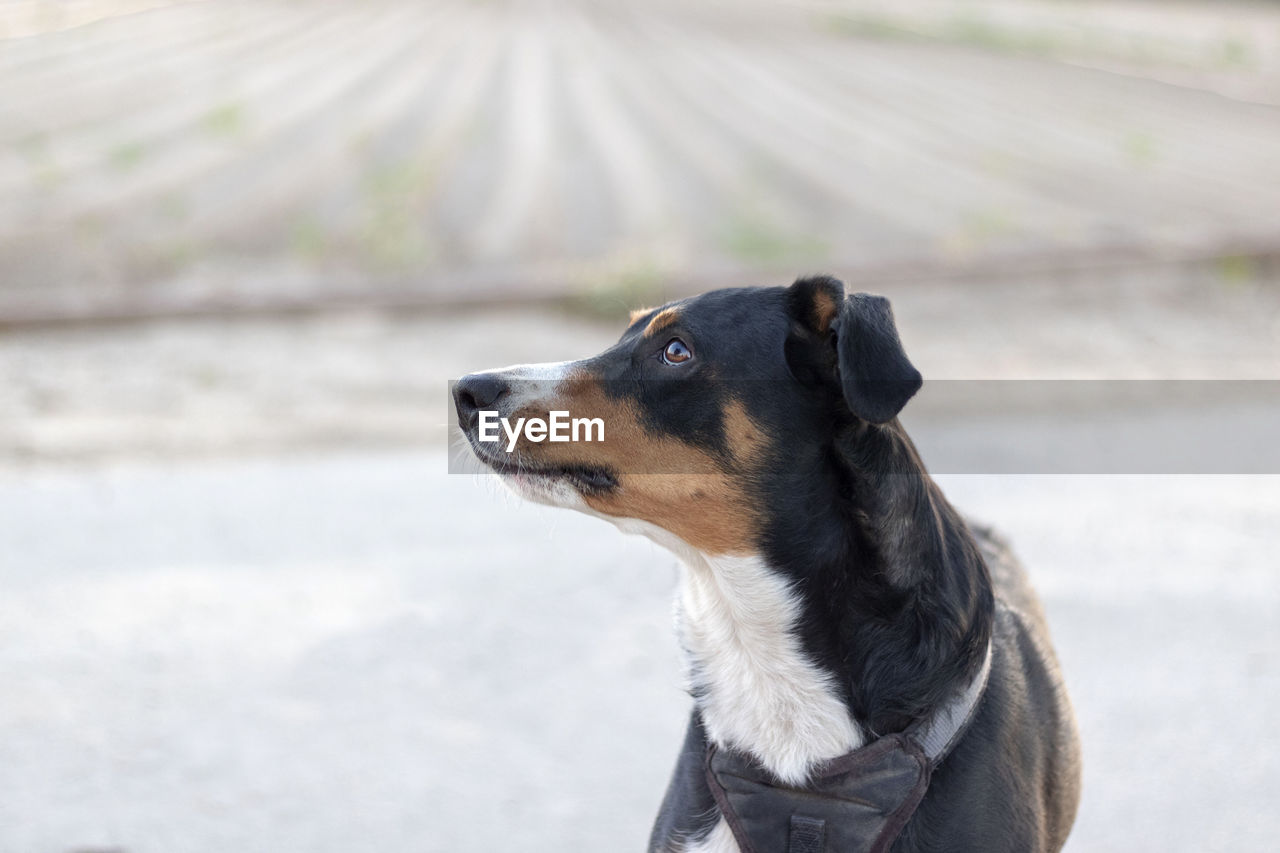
786,277,921,423
833,293,922,423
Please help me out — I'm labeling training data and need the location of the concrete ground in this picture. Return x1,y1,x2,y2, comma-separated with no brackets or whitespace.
0,453,1277,852
0,268,1278,851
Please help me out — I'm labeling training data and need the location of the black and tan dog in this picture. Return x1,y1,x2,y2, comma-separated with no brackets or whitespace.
453,277,1081,853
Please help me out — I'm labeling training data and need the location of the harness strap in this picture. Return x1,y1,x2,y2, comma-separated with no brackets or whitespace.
788,815,825,853
909,639,994,763
704,639,995,853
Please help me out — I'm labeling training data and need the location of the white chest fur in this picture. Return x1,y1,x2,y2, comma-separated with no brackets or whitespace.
676,553,863,786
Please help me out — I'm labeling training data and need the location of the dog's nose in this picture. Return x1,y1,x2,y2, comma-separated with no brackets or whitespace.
453,372,510,427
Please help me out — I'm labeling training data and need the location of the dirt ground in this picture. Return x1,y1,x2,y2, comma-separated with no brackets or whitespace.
4,0,1280,321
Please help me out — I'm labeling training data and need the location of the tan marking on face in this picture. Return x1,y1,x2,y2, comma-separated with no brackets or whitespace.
585,472,756,555
722,400,768,468
629,307,656,325
644,307,681,338
585,399,770,555
505,374,766,556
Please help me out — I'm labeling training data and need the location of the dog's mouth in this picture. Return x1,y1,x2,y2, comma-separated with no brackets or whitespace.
467,440,617,495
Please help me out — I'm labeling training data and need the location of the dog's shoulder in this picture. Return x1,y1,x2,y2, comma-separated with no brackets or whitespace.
896,531,1083,853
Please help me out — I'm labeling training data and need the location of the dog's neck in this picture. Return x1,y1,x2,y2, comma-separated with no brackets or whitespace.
660,419,993,785
828,420,994,734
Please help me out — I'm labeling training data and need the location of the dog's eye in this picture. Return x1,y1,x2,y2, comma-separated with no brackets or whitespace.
661,338,693,365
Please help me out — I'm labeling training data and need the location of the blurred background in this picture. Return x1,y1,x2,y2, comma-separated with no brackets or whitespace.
1,0,1278,850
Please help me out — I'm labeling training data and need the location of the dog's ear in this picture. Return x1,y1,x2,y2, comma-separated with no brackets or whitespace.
785,275,845,387
786,277,921,423
834,293,921,423
787,275,844,336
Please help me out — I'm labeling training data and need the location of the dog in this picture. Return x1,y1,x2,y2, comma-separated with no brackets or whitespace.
452,276,1081,852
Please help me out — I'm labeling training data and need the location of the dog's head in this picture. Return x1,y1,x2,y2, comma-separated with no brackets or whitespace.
453,276,921,558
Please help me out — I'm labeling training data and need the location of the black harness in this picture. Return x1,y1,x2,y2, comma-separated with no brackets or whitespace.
652,643,993,853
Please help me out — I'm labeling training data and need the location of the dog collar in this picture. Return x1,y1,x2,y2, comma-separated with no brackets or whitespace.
908,637,994,764
703,640,994,853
